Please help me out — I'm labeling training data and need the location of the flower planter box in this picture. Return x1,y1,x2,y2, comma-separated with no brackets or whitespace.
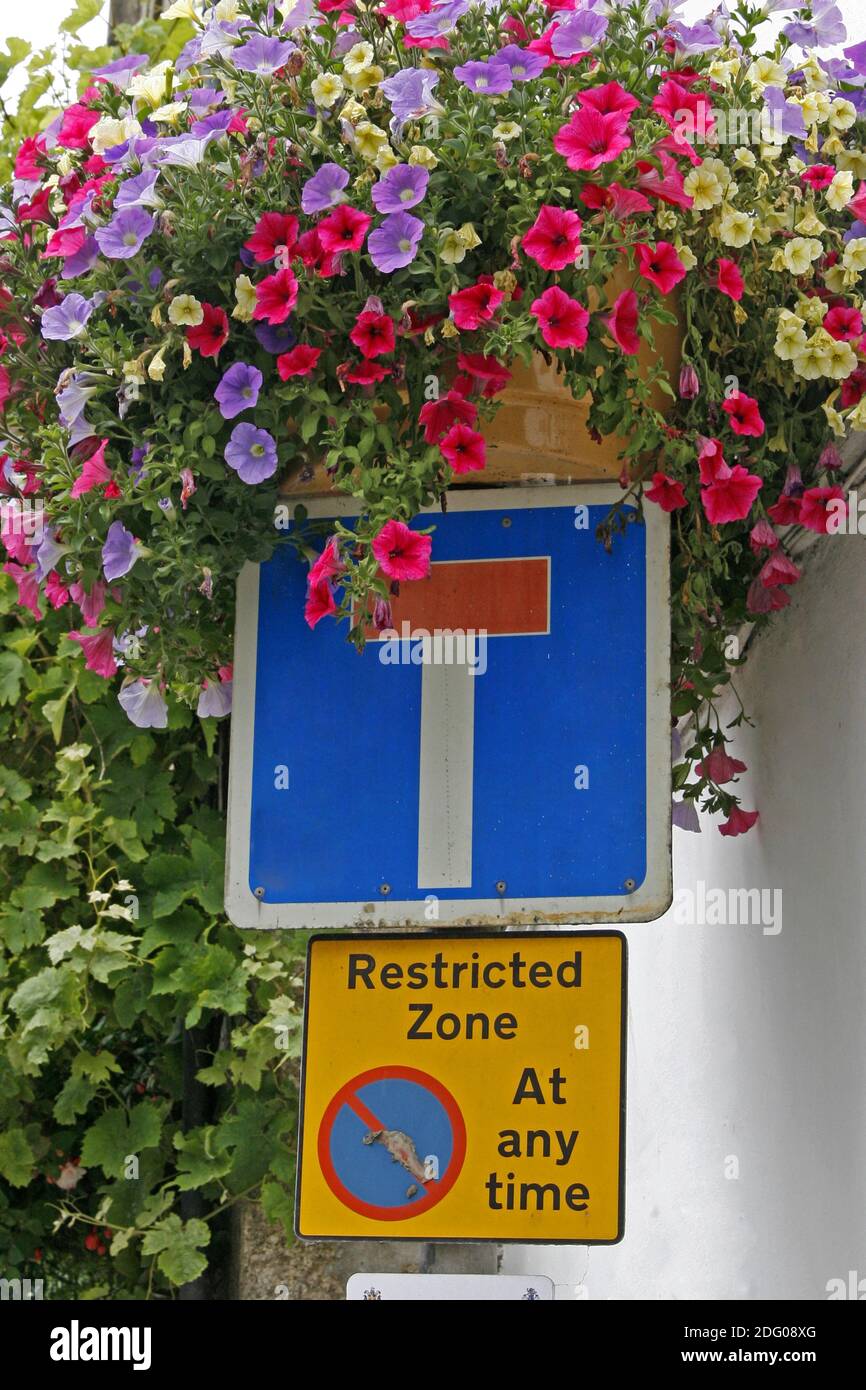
280,309,681,499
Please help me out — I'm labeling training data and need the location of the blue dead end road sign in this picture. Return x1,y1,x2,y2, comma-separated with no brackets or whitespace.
226,484,670,928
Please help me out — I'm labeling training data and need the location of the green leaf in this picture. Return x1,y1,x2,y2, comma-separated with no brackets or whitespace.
141,1215,210,1287
0,1127,36,1187
59,0,105,36
81,1102,166,1180
0,651,24,705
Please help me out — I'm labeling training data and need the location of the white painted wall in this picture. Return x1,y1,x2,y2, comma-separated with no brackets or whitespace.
504,530,866,1301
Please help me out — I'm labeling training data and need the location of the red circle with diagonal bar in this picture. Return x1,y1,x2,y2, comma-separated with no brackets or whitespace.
317,1065,466,1221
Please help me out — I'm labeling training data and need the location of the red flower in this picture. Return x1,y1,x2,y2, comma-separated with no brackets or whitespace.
449,281,504,331
605,288,640,354
695,747,747,783
824,305,863,341
718,807,759,837
701,465,762,524
277,345,322,378
635,240,687,294
295,227,340,278
244,212,299,263
637,152,694,205
253,268,299,325
800,164,835,189
553,109,632,172
722,391,764,437
767,494,802,526
70,438,111,498
186,303,229,358
697,436,728,484
841,365,866,408
418,392,477,443
14,135,45,181
799,485,846,533
651,79,714,142
749,519,778,553
372,519,432,581
579,181,651,218
308,536,344,587
455,353,512,396
645,471,686,511
439,422,486,474
57,103,99,150
521,205,583,271
349,311,396,358
715,258,744,302
304,577,337,629
343,360,392,385
747,577,791,613
317,205,372,255
530,285,589,349
576,81,640,120
759,551,801,587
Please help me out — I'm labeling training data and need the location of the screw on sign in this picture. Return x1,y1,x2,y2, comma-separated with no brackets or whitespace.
317,1066,466,1221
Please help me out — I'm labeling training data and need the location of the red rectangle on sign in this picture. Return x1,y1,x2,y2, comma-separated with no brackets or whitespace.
379,557,550,637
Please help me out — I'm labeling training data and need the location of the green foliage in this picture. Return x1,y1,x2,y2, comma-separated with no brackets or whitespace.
0,586,306,1296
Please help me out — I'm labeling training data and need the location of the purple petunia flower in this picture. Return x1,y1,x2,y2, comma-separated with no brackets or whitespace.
225,423,278,484
762,86,806,141
118,678,168,729
91,53,148,86
368,211,424,273
214,361,263,419
551,11,609,57
40,293,96,341
187,86,225,112
94,207,156,260
115,169,162,210
255,320,297,354
371,164,429,214
668,21,724,55
406,0,468,40
102,520,140,582
672,798,701,832
489,45,548,82
301,163,350,215
191,109,235,138
197,678,232,718
784,3,846,49
62,236,100,279
232,32,296,74
379,67,442,122
453,60,513,96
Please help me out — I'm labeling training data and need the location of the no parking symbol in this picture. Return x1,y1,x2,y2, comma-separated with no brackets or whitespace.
317,1066,466,1221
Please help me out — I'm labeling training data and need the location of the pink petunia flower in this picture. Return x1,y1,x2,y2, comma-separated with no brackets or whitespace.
530,285,589,349
749,519,778,553
244,212,299,263
722,391,764,437
521,205,583,270
439,422,486,474
70,438,111,498
635,240,687,294
695,747,747,783
372,519,432,580
304,578,337,629
308,536,344,587
645,471,686,511
576,81,640,119
253,268,299,325
276,345,322,379
759,551,801,587
69,580,107,627
67,627,117,678
697,436,729,484
553,108,632,172
799,485,846,533
701,465,762,525
350,311,396,358
3,561,42,619
44,571,70,609
317,205,372,255
449,281,504,331
718,807,759,837
715,258,744,301
418,391,477,443
605,288,640,354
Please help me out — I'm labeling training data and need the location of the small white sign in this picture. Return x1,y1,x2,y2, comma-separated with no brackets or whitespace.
346,1274,555,1301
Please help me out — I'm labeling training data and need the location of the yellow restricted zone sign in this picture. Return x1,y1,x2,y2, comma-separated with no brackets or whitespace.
296,931,626,1243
